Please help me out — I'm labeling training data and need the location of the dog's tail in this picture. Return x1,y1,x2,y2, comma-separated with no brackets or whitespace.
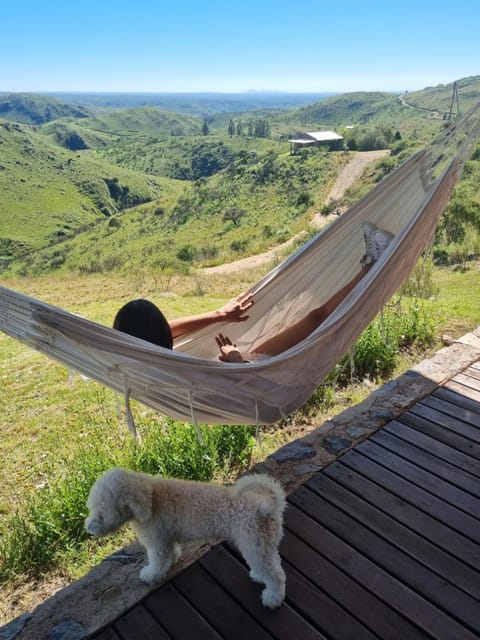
232,474,286,517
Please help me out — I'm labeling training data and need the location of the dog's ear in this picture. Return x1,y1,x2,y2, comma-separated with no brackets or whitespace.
120,474,153,523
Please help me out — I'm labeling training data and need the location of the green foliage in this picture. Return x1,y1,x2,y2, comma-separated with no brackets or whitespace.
134,419,255,480
330,301,437,385
5,142,334,276
0,120,167,257
435,142,480,264
400,257,439,299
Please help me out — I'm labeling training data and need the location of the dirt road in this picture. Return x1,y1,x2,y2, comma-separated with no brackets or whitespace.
204,149,389,275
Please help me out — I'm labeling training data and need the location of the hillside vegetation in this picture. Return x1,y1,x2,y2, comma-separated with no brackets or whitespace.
0,120,185,260
0,93,90,124
1,76,480,276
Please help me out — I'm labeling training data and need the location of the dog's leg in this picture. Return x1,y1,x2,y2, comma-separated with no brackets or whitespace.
138,540,175,585
258,550,286,609
237,540,286,609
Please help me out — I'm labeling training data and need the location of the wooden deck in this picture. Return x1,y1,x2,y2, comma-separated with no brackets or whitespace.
91,362,480,640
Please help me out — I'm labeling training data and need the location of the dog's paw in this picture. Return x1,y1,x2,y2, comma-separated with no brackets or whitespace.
249,570,264,584
261,587,284,609
139,565,163,585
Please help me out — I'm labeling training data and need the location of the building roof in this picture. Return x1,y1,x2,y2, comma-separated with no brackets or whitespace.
305,131,344,141
288,130,344,144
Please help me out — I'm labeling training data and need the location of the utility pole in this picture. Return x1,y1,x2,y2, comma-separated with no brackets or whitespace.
446,81,460,120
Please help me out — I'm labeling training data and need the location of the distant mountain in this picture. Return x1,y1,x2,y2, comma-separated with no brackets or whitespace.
0,93,90,125
39,91,337,117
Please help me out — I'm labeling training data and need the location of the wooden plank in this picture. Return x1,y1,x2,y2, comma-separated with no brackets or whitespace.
422,394,480,429
281,561,378,640
325,461,480,571
398,411,480,460
408,403,480,443
340,449,480,543
285,501,478,640
445,378,480,403
113,604,171,640
356,439,480,518
173,562,274,640
306,472,480,600
199,545,326,640
383,420,480,479
433,386,480,415
90,627,122,640
288,485,480,634
460,367,480,382
279,530,429,640
370,429,480,496
145,582,223,640
453,367,480,384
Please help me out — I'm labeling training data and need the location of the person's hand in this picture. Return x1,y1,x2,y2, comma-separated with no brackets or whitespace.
215,334,249,362
219,293,253,322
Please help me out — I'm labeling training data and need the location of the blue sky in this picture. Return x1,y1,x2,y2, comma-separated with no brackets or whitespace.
2,1,478,94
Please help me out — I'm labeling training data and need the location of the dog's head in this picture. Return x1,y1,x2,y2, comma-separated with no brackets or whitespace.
85,467,153,538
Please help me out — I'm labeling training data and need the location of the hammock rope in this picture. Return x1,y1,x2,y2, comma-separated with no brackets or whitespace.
1,103,479,425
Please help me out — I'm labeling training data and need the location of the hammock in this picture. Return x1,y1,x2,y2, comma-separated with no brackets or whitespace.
1,104,479,426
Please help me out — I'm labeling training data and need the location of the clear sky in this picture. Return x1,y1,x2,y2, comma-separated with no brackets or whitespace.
2,1,478,94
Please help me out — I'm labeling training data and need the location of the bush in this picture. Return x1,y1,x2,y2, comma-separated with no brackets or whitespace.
331,301,437,385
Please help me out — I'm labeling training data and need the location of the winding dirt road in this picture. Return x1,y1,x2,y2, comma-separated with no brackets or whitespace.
204,150,389,275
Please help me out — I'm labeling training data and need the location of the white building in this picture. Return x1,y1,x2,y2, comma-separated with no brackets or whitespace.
289,130,344,154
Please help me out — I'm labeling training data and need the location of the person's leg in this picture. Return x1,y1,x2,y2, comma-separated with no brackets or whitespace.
252,266,370,356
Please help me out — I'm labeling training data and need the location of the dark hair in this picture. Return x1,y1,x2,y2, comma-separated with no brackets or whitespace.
113,299,173,349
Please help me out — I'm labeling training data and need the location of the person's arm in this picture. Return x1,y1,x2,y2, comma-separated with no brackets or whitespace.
170,294,253,340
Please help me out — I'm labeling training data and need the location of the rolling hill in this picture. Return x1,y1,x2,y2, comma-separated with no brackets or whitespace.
0,119,186,261
1,76,479,275
0,93,90,124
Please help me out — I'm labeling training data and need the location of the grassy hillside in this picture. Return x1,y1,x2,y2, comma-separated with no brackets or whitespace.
39,106,206,151
0,120,185,260
96,134,279,179
2,76,479,273
0,93,90,124
403,75,480,117
7,145,347,276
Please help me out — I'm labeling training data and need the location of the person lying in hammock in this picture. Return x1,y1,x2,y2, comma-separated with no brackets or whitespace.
216,222,394,363
113,294,253,349
113,222,393,359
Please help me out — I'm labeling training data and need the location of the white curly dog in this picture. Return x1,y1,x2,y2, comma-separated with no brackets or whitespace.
85,467,287,608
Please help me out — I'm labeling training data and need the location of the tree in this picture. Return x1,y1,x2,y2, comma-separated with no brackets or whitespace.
202,120,209,136
223,207,246,226
227,119,235,137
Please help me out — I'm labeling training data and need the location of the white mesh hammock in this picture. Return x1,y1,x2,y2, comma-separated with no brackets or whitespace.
1,105,479,426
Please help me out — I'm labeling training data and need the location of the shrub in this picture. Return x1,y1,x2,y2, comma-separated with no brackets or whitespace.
331,301,437,385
